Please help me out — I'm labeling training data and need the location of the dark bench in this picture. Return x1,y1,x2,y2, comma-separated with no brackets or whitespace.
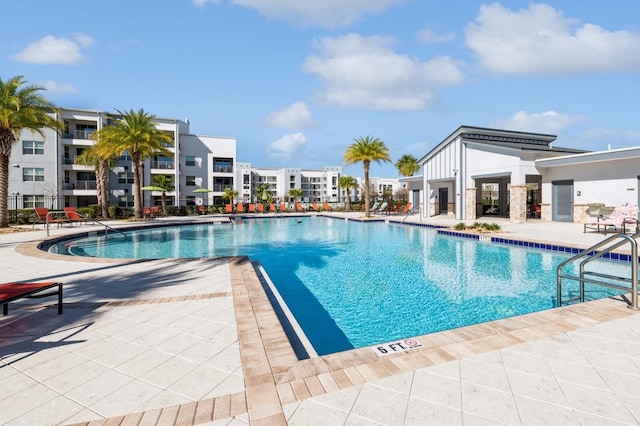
0,282,63,315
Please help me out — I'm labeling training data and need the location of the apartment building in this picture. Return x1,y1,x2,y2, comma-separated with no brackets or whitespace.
236,164,343,204
8,107,237,209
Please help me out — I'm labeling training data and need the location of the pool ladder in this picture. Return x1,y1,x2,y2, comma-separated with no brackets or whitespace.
556,232,640,309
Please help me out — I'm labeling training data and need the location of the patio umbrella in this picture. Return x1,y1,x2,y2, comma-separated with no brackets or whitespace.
192,187,214,193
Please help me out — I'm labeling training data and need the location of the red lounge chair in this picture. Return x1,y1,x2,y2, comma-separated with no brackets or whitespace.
269,203,277,213
248,203,256,213
295,203,304,212
279,203,287,212
0,282,63,315
225,204,233,213
257,203,265,213
198,205,206,214
311,203,319,211
64,207,89,226
143,207,151,218
323,202,331,211
150,206,159,217
236,203,245,213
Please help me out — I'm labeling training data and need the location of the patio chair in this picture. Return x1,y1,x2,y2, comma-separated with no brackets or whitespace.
279,203,287,212
0,281,63,315
295,203,305,212
323,202,332,211
236,203,245,213
257,203,265,213
584,204,639,234
64,207,90,226
33,207,63,228
269,203,277,213
248,203,256,213
311,203,320,212
225,204,233,213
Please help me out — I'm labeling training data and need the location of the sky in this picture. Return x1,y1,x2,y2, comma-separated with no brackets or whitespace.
2,1,640,178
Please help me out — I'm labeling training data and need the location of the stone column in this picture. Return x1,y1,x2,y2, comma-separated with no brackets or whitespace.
465,187,477,221
509,184,527,224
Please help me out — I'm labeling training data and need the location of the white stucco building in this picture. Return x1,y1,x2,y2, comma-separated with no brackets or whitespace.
417,125,640,224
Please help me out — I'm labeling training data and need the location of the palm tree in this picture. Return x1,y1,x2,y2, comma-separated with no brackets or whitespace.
92,109,172,219
395,154,420,177
344,136,392,217
152,175,174,216
75,147,117,218
0,76,63,227
255,182,273,204
289,188,303,205
338,175,357,211
222,187,238,206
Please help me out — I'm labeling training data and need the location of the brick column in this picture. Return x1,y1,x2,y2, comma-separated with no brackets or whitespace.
509,184,527,224
465,187,477,221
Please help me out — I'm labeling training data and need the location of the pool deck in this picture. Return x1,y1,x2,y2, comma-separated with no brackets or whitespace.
1,213,640,425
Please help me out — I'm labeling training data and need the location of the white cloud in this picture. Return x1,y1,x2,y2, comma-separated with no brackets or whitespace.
268,132,307,160
304,33,463,110
38,81,78,95
416,29,456,44
465,3,640,75
196,0,403,28
494,110,586,134
12,33,94,65
265,102,315,130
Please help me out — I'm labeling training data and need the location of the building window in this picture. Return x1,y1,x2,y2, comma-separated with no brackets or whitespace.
118,172,134,184
22,141,45,155
23,168,44,181
186,196,196,206
118,195,134,207
23,194,45,208
186,176,196,186
185,156,196,167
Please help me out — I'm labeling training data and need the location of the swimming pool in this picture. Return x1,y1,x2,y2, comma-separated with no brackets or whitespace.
50,217,627,355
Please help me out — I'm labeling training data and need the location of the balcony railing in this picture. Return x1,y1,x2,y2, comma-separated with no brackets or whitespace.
214,165,233,173
63,181,97,190
63,129,96,140
151,161,174,169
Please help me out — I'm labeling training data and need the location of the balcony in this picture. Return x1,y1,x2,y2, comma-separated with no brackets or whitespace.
63,181,97,190
62,129,96,140
151,160,174,170
213,165,233,173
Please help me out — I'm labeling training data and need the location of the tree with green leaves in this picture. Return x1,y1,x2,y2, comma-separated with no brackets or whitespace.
0,76,63,227
289,188,303,204
75,147,118,218
222,187,238,206
395,154,420,177
344,136,392,217
92,108,172,219
255,182,273,204
338,175,357,211
151,175,175,216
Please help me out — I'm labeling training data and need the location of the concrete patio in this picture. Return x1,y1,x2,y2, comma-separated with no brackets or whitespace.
1,214,639,425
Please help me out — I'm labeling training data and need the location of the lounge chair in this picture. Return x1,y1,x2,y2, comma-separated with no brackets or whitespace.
369,202,380,213
33,207,63,228
257,203,265,213
0,282,63,315
236,203,245,213
269,203,277,213
279,203,287,212
323,202,331,211
248,203,256,213
584,204,639,234
64,207,90,226
198,205,206,215
143,207,152,218
311,203,319,212
295,203,304,212
374,202,387,214
225,204,233,213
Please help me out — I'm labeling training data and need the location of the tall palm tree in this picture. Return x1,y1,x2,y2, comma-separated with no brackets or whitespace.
0,76,63,227
152,175,174,216
92,109,172,219
395,154,420,177
344,136,391,217
338,175,357,211
255,182,272,204
222,187,238,205
75,147,117,218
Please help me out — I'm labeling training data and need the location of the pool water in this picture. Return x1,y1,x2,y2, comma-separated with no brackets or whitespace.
51,217,627,355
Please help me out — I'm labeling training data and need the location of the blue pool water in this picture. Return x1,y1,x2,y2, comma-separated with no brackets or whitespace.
50,217,626,355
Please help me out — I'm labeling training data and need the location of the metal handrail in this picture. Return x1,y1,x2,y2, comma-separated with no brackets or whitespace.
557,232,639,310
45,211,126,239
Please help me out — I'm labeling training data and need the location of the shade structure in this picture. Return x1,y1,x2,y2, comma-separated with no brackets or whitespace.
140,186,167,192
192,188,214,193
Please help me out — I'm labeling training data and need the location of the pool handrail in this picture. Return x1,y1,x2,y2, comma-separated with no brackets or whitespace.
557,232,639,310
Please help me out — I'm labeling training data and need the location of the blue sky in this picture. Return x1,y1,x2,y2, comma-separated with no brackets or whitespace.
2,1,640,178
